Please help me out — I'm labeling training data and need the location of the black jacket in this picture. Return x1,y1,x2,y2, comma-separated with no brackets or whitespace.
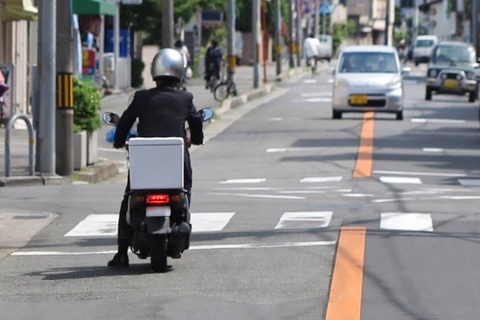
114,87,204,148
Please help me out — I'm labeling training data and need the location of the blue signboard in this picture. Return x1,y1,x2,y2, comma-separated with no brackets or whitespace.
105,29,130,57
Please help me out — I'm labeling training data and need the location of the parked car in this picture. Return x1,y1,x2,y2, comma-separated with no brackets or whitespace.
413,35,438,66
332,45,407,120
425,41,479,102
318,34,332,62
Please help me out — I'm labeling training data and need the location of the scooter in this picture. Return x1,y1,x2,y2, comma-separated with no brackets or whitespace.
102,108,213,272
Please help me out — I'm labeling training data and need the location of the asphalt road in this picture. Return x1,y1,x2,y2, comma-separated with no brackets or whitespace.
3,68,480,319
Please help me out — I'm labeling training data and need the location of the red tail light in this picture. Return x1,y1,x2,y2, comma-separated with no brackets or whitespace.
145,194,170,205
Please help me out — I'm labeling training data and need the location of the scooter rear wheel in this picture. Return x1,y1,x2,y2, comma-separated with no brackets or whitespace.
151,234,168,272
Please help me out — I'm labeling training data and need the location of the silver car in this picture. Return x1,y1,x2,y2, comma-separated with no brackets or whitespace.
332,45,405,120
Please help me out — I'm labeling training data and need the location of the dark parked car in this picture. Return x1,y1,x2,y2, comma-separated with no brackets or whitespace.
425,41,479,102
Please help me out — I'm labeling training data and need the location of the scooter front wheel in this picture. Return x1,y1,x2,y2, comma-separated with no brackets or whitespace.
150,234,168,272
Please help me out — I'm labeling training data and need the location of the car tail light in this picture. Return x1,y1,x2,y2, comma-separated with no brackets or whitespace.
146,194,170,205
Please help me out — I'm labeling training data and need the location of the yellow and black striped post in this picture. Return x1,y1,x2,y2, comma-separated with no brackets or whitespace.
56,73,74,109
55,72,74,176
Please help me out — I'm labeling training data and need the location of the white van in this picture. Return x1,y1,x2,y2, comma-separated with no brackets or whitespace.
318,34,332,62
413,35,438,66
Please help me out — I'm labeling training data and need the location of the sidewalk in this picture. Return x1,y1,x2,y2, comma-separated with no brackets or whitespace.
0,61,308,187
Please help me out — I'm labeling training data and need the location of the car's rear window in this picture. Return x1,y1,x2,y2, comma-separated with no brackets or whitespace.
432,45,476,63
415,39,435,47
339,52,398,73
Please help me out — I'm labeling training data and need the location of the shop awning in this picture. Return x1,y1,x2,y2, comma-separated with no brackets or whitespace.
2,0,38,22
73,0,116,16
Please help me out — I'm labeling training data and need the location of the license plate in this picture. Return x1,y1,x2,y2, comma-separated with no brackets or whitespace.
350,94,368,105
444,79,459,88
146,206,171,217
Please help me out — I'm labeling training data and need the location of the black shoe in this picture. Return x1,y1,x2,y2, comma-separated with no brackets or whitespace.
107,253,129,267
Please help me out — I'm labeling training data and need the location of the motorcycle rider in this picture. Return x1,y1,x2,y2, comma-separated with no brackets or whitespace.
108,48,205,267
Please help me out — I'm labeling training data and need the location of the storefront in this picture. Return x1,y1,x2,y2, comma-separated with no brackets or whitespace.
0,0,38,124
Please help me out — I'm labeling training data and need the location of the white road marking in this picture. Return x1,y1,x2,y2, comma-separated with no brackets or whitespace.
374,170,467,177
65,214,118,237
65,212,237,237
380,212,433,232
303,79,317,83
214,187,278,191
300,92,332,97
380,176,422,184
458,179,480,187
423,148,443,152
438,196,480,200
220,178,266,184
275,211,333,229
304,98,333,102
11,240,336,256
266,147,326,153
411,118,466,124
300,176,343,183
190,212,235,232
342,193,373,198
209,192,305,200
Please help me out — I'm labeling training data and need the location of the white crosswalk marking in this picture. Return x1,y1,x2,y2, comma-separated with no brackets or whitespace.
65,212,237,237
300,176,343,183
65,210,459,238
65,214,118,237
458,179,480,187
380,176,422,184
274,211,333,229
380,213,433,232
220,178,266,184
190,212,235,232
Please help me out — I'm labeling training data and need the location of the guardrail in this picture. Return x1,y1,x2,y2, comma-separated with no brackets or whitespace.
4,114,35,177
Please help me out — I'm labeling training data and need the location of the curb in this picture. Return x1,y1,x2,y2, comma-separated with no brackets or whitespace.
0,174,64,187
72,160,119,184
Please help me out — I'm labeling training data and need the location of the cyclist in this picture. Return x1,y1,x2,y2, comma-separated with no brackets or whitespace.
204,39,223,90
303,33,322,74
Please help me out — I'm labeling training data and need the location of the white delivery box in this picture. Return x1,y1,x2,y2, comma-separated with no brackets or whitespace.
128,137,184,190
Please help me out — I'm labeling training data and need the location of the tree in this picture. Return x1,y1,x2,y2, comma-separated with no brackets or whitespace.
117,0,226,46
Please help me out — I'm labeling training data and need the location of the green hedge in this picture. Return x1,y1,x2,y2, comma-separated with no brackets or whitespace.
73,77,101,133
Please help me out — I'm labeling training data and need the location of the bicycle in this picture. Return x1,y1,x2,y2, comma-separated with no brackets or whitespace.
212,60,238,102
213,79,237,102
307,56,318,77
94,71,112,97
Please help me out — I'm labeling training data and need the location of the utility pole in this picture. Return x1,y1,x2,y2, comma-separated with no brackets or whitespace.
113,4,120,89
253,0,260,88
321,0,326,35
384,0,394,46
38,0,56,176
226,0,235,82
162,0,174,48
274,0,282,77
56,0,74,176
296,0,301,67
288,0,295,68
262,0,268,83
314,0,319,36
473,0,479,55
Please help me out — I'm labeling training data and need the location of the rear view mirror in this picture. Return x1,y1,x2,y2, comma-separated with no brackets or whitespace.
201,108,214,122
102,112,120,126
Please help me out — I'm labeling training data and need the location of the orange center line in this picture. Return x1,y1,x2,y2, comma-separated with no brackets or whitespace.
353,112,375,178
325,226,367,320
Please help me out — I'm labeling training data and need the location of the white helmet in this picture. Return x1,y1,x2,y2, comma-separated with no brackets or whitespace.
150,48,185,81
